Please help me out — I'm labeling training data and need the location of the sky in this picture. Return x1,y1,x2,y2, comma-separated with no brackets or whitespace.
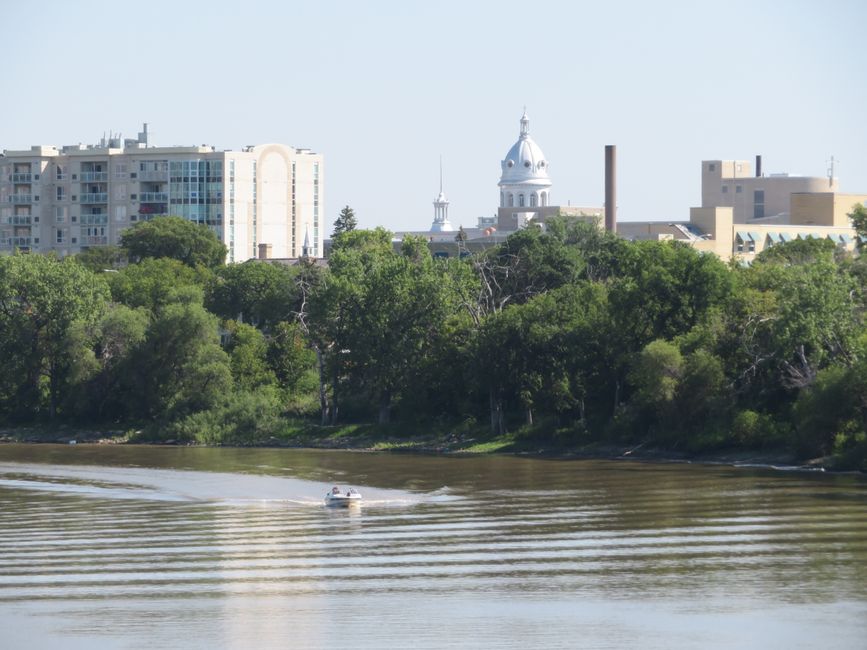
3,0,866,232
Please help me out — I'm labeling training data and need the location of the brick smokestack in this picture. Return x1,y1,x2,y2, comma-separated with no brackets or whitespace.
605,145,616,233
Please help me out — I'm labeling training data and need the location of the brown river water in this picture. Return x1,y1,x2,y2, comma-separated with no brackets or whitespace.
0,444,865,649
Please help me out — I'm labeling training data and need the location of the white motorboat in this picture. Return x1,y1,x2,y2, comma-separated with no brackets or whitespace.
325,486,362,507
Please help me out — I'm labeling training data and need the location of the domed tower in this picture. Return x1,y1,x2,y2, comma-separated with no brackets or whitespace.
498,110,552,215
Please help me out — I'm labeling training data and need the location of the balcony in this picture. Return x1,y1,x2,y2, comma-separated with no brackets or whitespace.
80,214,108,225
79,193,108,203
11,173,32,183
9,237,32,247
80,171,109,182
81,235,108,246
9,194,32,204
138,170,169,181
9,215,32,225
135,213,168,222
139,192,169,202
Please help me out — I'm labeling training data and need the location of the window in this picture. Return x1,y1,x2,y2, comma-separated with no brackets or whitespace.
721,186,728,194
753,190,765,219
735,185,742,194
530,193,537,207
56,187,65,201
508,194,514,207
56,229,64,244
56,165,66,181
708,163,716,172
55,206,67,223
518,194,525,207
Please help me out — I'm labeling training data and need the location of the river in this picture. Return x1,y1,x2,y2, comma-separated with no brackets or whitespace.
0,444,865,649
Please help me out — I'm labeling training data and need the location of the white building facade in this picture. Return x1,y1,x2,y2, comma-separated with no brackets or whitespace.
0,127,323,262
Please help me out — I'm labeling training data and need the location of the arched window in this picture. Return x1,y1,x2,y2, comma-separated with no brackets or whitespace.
508,193,514,207
500,192,504,207
530,193,537,207
541,192,547,207
519,194,525,207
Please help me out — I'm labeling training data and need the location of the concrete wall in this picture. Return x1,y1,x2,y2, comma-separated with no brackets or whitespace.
790,192,867,227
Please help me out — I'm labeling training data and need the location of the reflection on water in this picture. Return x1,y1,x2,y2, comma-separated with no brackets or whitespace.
0,444,865,649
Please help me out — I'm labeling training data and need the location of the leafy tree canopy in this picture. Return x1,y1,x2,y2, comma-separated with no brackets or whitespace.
108,257,209,314
120,216,227,269
73,245,127,273
206,261,299,330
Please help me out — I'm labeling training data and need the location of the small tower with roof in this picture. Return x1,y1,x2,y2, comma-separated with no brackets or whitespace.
430,157,453,232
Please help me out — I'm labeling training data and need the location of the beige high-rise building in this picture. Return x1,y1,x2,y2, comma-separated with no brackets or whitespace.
0,125,323,262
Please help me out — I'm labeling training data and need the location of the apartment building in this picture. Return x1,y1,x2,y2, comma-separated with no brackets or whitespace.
0,126,323,262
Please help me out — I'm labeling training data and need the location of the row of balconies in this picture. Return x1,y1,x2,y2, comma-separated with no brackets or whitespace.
5,192,174,205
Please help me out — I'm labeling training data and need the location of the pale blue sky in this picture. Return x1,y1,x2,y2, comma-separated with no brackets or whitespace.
3,0,866,232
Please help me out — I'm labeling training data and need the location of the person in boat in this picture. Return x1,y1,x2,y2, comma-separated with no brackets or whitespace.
331,486,340,495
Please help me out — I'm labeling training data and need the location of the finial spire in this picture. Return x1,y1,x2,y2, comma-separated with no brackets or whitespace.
520,108,530,137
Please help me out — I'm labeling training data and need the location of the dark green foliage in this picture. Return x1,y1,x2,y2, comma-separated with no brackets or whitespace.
205,261,299,329
120,216,227,269
0,254,110,420
4,218,867,469
108,257,208,313
73,245,127,273
332,205,358,238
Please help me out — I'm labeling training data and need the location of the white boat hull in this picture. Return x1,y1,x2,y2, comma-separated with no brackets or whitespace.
325,492,362,507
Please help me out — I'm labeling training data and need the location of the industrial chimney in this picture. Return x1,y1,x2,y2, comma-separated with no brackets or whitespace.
605,145,616,233
755,155,762,178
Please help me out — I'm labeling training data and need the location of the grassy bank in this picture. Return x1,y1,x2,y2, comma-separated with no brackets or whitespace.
1,420,829,473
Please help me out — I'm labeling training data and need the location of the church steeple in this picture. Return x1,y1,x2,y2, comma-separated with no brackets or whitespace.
431,156,453,232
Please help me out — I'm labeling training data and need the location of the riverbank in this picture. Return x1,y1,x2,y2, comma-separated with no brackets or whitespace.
0,422,833,473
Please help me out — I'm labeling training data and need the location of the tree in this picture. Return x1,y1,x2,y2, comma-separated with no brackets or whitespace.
108,257,209,314
753,237,837,266
848,203,867,242
332,205,358,238
120,216,227,269
63,304,150,421
206,261,299,330
73,245,127,273
222,321,277,391
122,301,233,423
0,254,110,419
268,321,316,395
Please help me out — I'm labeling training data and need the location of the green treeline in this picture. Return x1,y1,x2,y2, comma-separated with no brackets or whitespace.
2,214,867,470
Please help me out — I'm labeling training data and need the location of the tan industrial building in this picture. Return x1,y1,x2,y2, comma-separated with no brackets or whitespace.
0,125,324,262
619,157,866,261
